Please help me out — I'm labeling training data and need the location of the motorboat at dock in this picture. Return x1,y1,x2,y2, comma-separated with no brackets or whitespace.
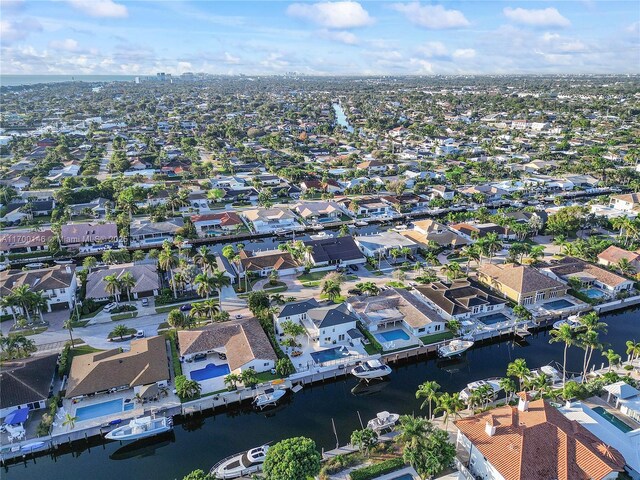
460,377,503,403
351,359,392,380
437,339,474,358
210,444,269,479
366,411,399,432
104,415,173,442
253,388,286,410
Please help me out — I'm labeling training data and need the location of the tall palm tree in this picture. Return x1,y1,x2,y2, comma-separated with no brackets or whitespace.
626,340,640,363
119,272,136,302
12,285,34,323
194,246,215,273
578,312,607,382
506,358,531,391
203,299,220,321
82,256,97,273
63,318,75,347
210,269,231,302
499,377,517,402
549,323,575,389
394,415,432,448
434,392,465,427
103,275,122,304
440,262,462,282
0,293,19,325
461,245,480,273
483,232,503,263
321,280,341,302
602,349,621,371
158,247,179,299
415,381,440,419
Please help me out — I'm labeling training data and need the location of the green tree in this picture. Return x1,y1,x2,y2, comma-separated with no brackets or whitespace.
182,470,211,480
119,272,136,302
62,412,78,431
167,309,187,330
549,323,576,389
263,436,321,480
434,392,465,427
350,428,378,457
111,324,130,340
247,290,270,315
175,374,201,400
395,415,432,448
63,318,75,347
224,373,240,391
506,358,531,391
403,428,456,480
82,256,97,273
240,368,258,388
416,380,440,419
275,358,295,377
499,377,517,402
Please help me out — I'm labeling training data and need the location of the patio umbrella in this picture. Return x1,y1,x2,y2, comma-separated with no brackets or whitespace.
4,407,29,425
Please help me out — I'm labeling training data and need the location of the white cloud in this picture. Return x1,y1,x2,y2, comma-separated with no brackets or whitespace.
66,0,128,18
0,18,42,43
417,41,448,58
319,29,358,44
223,52,241,64
503,7,570,28
453,48,476,59
286,1,373,29
627,21,640,35
391,3,469,29
49,38,79,51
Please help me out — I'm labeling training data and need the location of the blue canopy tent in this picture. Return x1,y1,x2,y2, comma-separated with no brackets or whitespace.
4,407,29,425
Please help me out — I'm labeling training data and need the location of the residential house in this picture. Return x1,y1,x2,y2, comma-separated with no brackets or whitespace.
190,211,245,236
598,246,640,270
460,185,509,202
610,194,640,213
273,299,321,335
478,263,568,305
347,288,446,337
542,257,634,296
177,318,277,373
238,249,301,278
429,185,455,201
65,336,170,399
357,160,387,174
0,265,77,313
293,201,343,222
455,395,625,480
402,219,470,249
300,303,360,348
68,198,109,218
129,218,184,244
0,229,54,255
0,354,58,418
60,222,119,248
241,207,299,234
354,231,419,258
349,198,394,218
380,194,430,212
413,279,506,321
451,222,514,240
84,263,160,301
303,236,366,268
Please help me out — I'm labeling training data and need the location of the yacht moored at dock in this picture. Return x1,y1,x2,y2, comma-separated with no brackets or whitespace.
351,359,392,380
366,411,399,432
210,444,269,479
437,339,474,358
104,415,173,442
253,388,286,410
459,378,503,403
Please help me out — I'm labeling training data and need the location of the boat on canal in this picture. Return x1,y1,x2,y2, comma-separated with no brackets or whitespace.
459,377,503,403
210,444,269,479
366,411,400,432
437,339,474,358
309,231,333,240
552,313,583,330
253,388,286,410
351,359,392,380
105,415,173,441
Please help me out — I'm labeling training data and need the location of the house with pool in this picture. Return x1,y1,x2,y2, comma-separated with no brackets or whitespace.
346,287,446,349
65,336,171,424
177,318,277,393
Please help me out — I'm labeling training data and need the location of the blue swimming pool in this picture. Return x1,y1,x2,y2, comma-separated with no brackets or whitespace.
310,346,351,364
582,288,606,299
190,363,231,381
375,329,410,343
592,406,633,433
143,237,169,245
75,399,134,422
478,312,509,325
545,299,574,310
392,475,415,480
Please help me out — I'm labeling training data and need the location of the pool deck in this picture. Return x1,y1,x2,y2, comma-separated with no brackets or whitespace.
182,355,230,394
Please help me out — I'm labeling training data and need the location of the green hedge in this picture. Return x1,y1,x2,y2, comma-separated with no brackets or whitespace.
349,458,405,480
165,330,182,376
357,321,382,354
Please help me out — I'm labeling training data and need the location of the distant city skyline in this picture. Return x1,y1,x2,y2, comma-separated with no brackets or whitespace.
1,0,639,76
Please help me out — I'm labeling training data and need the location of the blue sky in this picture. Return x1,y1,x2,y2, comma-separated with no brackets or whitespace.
1,0,638,75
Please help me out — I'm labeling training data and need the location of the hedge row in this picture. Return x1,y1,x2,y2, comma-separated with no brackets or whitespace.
349,458,405,480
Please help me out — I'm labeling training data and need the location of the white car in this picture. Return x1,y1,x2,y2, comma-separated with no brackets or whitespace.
135,329,145,338
103,302,117,312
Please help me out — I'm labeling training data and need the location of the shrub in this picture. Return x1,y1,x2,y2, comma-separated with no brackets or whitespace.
58,343,71,379
349,458,405,480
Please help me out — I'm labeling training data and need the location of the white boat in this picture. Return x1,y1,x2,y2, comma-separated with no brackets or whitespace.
26,262,47,269
392,224,408,231
20,441,46,453
552,314,582,330
437,339,474,358
531,365,564,388
253,388,286,409
309,231,333,240
311,224,324,230
355,221,368,226
351,359,392,380
210,444,269,479
105,415,173,441
460,377,503,402
274,228,292,236
366,411,399,432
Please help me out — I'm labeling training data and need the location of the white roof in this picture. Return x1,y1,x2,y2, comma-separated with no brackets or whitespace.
604,381,640,400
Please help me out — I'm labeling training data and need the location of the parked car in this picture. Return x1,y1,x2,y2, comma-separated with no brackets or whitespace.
348,288,362,295
103,302,117,312
135,329,145,338
193,353,206,361
349,264,359,272
180,303,193,312
141,298,149,307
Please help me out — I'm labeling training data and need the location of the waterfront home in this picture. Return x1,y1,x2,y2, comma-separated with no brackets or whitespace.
238,249,301,278
349,198,394,218
84,263,160,301
177,318,277,374
478,263,568,306
296,303,359,348
66,336,170,399
451,222,515,240
460,184,508,202
429,185,455,201
0,265,77,313
401,219,470,249
380,194,430,212
0,229,54,256
603,381,640,424
0,354,58,418
455,394,626,480
354,231,419,258
303,236,366,269
413,279,506,321
190,211,245,236
346,287,446,337
609,193,640,213
241,207,299,234
598,246,640,270
60,222,119,249
68,197,109,218
292,201,343,222
273,299,321,334
129,217,184,244
542,257,635,296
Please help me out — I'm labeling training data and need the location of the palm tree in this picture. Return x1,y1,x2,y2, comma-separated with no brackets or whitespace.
62,413,78,431
63,318,75,347
461,245,480,273
434,392,465,427
415,381,440,419
210,269,231,310
158,247,179,299
321,280,341,302
440,262,462,282
203,299,220,321
103,275,122,304
176,378,201,399
483,232,503,263
549,323,575,389
119,272,136,302
270,293,285,305
111,324,130,340
625,340,640,363
194,246,215,273
355,281,380,296
82,256,97,273
499,377,517,402
240,368,258,388
602,349,621,371
194,273,215,299
578,312,607,382
0,293,19,325
395,415,432,448
12,285,34,323
616,258,635,276
224,373,240,390
506,358,531,391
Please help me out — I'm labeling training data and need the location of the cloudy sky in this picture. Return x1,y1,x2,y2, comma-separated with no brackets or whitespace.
1,0,639,75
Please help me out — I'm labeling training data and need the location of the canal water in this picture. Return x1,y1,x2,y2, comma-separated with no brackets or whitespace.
333,103,354,133
5,307,638,480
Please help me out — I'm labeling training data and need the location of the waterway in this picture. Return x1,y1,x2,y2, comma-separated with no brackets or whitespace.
4,307,638,480
333,102,355,133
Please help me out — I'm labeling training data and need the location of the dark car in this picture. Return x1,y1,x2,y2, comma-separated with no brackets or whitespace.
349,264,358,272
348,288,362,295
180,303,193,312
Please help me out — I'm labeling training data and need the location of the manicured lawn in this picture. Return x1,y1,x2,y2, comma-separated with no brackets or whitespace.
10,326,47,337
69,344,102,361
111,312,138,321
165,331,182,376
255,371,283,383
419,331,454,345
363,342,379,355
80,307,104,319
155,299,211,314
298,271,331,282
